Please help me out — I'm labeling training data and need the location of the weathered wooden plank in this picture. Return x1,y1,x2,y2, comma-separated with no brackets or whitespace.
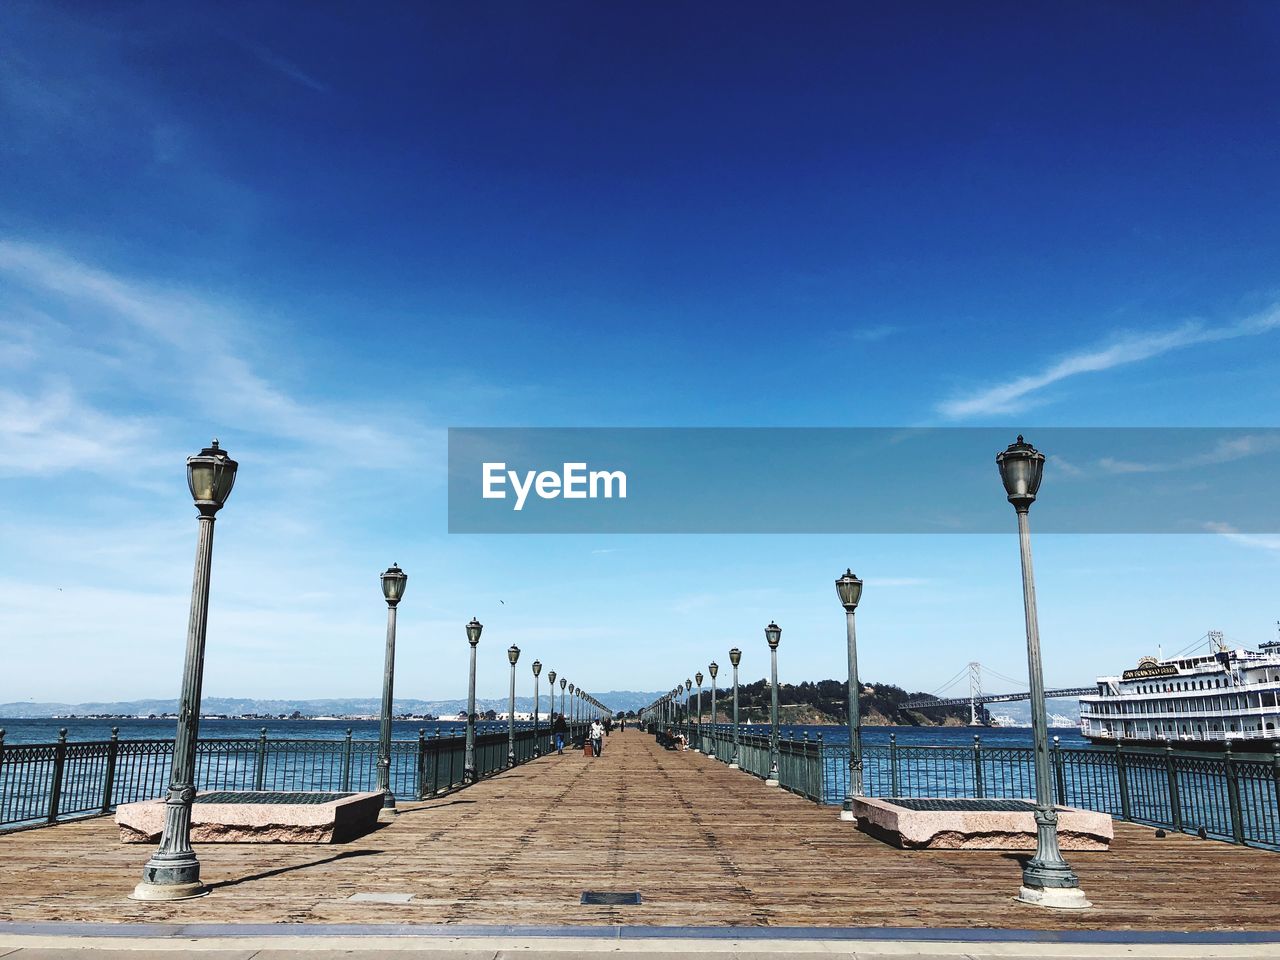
0,730,1276,929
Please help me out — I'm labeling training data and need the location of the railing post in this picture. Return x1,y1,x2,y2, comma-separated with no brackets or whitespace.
816,733,825,804
1224,744,1244,845
341,727,353,792
430,725,442,796
889,733,900,797
1165,744,1183,833
101,727,120,814
972,734,985,799
417,728,426,800
47,728,67,824
1115,743,1131,821
254,727,268,791
1272,747,1280,839
1052,735,1067,806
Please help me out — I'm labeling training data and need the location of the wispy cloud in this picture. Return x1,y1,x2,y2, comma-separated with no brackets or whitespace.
0,239,424,475
241,41,328,94
1204,522,1280,554
849,324,899,343
938,305,1280,419
1099,434,1280,474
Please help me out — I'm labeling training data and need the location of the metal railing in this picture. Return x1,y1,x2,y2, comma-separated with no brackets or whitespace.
0,722,579,831
686,726,1280,850
692,725,822,801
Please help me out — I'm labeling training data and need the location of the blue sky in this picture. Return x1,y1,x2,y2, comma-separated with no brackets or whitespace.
1,2,1279,707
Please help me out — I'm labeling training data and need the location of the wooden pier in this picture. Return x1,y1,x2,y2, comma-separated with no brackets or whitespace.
0,730,1276,930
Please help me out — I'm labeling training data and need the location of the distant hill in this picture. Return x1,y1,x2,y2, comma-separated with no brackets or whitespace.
0,685,1085,722
0,690,668,719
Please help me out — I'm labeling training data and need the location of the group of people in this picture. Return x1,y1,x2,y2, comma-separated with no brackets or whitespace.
550,712,617,757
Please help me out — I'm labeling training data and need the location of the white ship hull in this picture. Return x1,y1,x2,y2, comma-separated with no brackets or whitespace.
1080,637,1280,752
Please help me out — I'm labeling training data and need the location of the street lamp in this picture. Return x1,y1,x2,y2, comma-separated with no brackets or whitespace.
560,676,567,727
729,648,742,768
708,662,719,758
569,683,576,726
997,435,1090,910
507,645,520,768
463,617,483,785
835,569,863,821
132,439,237,902
376,563,408,820
694,671,704,752
684,678,693,745
531,660,542,757
765,622,781,787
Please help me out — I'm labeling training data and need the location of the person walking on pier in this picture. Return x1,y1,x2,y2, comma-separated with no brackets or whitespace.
590,718,604,757
553,712,567,754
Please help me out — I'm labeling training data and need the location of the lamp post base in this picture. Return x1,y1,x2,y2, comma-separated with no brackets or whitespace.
728,761,739,769
129,880,209,902
764,777,779,787
839,808,855,821
377,805,398,823
1016,884,1092,910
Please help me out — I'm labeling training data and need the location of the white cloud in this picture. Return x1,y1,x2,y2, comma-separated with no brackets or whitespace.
0,384,160,477
1204,522,1280,554
849,324,899,343
938,305,1280,419
1098,434,1280,475
0,239,427,473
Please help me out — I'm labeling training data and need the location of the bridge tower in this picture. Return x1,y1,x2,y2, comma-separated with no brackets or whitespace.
968,662,983,726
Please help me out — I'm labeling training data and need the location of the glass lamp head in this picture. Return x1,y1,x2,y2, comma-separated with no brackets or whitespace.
186,439,238,514
532,659,542,677
729,647,741,667
508,644,520,665
835,569,863,611
381,563,407,605
709,661,718,680
466,618,483,645
996,435,1045,510
765,622,782,649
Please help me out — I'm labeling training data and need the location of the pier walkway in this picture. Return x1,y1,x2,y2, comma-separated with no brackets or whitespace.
0,729,1277,932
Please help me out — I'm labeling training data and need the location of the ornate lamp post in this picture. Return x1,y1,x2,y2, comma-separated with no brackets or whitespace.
132,439,237,902
506,645,520,767
547,669,557,722
835,569,864,821
997,436,1090,909
531,660,542,757
569,683,576,726
684,678,693,744
694,671,704,751
376,563,408,820
463,618,483,785
729,648,742,768
560,676,567,726
708,662,719,758
765,622,781,787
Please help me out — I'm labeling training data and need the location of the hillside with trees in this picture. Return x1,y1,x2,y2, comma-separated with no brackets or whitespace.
698,678,978,726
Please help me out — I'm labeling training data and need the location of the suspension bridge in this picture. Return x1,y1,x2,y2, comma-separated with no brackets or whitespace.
900,662,1094,724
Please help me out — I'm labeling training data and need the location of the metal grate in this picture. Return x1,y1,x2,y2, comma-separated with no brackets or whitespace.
580,891,642,905
195,791,353,804
885,798,1039,812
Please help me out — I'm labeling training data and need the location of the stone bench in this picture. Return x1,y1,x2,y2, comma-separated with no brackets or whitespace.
853,797,1113,850
117,790,383,844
